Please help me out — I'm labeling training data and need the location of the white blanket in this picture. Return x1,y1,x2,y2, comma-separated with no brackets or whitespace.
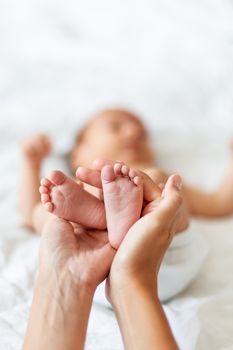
1,0,233,349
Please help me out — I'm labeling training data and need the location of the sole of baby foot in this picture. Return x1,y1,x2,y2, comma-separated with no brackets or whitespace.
101,164,143,249
39,170,106,229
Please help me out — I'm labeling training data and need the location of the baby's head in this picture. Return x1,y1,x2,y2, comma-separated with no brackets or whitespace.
70,109,155,171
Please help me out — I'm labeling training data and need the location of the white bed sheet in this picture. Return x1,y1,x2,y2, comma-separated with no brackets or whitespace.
1,130,233,350
1,1,233,349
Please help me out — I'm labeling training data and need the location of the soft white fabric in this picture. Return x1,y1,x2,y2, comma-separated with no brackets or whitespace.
1,0,233,349
158,229,209,302
95,228,209,305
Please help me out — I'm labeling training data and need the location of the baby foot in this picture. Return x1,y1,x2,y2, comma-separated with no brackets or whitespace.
21,134,52,165
39,170,106,229
101,163,143,249
90,158,189,233
77,158,161,202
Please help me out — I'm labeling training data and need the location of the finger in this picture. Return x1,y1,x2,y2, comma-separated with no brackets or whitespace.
162,174,182,196
76,167,102,188
142,174,182,217
137,170,162,202
158,174,183,217
76,179,84,188
96,188,104,201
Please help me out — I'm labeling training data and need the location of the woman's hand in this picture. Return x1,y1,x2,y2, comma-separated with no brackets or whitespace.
38,217,115,292
106,174,182,350
107,174,182,295
23,218,115,350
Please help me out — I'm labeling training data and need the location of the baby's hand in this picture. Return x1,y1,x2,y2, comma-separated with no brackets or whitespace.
21,134,52,164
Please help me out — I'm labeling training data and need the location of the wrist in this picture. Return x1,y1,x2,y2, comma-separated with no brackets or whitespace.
36,267,96,302
24,271,95,350
108,271,158,308
22,154,42,169
109,278,178,350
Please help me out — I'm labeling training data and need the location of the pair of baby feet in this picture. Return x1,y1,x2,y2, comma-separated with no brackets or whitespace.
40,161,144,249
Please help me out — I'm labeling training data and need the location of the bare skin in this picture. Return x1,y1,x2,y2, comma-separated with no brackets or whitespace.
23,217,115,350
107,174,182,350
20,135,52,229
39,170,106,230
77,158,189,234
39,163,162,249
101,163,143,249
70,109,233,219
38,158,185,250
23,174,182,350
20,109,233,234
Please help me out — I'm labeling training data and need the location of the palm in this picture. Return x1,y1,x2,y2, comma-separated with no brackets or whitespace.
40,217,115,289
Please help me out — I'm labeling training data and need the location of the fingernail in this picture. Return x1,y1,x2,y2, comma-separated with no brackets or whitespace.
173,176,182,190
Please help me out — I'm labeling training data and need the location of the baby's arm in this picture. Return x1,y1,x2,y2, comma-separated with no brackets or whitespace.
20,135,52,231
183,181,233,217
178,142,233,217
144,163,233,218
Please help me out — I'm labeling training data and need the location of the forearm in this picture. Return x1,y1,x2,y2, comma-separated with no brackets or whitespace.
183,184,233,217
23,274,94,350
112,279,178,350
20,160,41,228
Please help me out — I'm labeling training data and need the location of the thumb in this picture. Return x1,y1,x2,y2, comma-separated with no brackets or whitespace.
159,174,183,219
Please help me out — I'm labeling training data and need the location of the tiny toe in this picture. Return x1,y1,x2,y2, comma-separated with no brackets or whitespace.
48,170,66,185
121,165,129,176
45,202,54,212
40,178,51,187
129,169,138,179
114,163,123,176
101,165,116,183
133,176,142,186
39,185,49,194
41,193,50,204
93,158,124,171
